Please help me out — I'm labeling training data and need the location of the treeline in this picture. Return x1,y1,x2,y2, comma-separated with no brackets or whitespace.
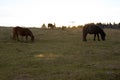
1,22,120,29
41,22,120,29
96,22,120,29
77,22,120,29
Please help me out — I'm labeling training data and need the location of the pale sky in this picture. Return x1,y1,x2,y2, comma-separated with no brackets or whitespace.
0,0,120,27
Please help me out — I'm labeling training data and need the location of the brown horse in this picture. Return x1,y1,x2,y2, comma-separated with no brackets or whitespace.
83,23,106,41
12,26,34,42
48,23,55,29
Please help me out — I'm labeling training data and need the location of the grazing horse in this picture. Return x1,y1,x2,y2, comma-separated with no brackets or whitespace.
83,23,106,41
12,26,34,42
48,23,55,29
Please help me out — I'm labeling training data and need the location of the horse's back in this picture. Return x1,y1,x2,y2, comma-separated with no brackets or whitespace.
24,28,33,36
13,27,31,35
83,24,103,34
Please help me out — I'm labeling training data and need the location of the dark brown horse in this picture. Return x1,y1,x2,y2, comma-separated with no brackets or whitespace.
83,23,106,41
48,23,55,29
12,26,34,42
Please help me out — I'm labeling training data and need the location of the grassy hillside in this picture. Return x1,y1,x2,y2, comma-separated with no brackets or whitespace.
0,27,120,80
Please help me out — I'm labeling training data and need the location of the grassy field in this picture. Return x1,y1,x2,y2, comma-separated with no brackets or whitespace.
0,27,120,80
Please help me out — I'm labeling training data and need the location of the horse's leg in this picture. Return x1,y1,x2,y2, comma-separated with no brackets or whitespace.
94,34,96,41
20,36,24,41
83,32,87,41
16,34,20,41
13,33,16,40
25,35,28,41
13,31,17,40
97,34,100,41
30,36,34,42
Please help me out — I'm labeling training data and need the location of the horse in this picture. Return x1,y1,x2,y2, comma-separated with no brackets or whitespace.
48,23,55,29
83,23,106,41
12,26,34,42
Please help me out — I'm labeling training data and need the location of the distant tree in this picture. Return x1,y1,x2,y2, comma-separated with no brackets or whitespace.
96,23,106,28
113,22,116,29
108,23,113,28
77,25,83,28
41,23,46,29
71,26,76,28
118,23,120,28
62,26,66,30
53,23,56,27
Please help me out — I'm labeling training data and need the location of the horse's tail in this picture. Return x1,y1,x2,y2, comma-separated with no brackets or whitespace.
29,32,34,41
12,28,17,40
82,26,87,41
31,35,34,41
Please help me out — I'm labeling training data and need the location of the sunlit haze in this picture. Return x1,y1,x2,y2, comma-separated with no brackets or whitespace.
0,0,120,27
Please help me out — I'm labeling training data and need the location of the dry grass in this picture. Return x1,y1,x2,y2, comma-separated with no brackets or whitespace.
0,27,120,80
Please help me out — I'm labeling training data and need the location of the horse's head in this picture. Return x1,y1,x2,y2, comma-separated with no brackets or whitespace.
101,32,106,41
31,35,35,42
